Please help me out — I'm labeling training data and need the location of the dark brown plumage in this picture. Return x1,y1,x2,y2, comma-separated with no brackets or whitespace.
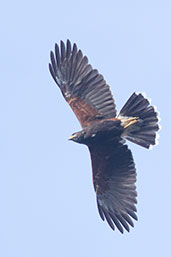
49,40,160,233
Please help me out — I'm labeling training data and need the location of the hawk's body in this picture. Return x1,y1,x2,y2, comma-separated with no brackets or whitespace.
49,40,160,233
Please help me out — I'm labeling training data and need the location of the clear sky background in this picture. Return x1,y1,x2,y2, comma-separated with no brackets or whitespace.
1,1,171,256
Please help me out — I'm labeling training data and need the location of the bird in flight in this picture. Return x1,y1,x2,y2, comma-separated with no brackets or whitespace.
49,40,160,233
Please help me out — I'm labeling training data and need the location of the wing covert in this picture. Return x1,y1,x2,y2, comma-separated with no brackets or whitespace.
49,40,117,128
89,139,137,233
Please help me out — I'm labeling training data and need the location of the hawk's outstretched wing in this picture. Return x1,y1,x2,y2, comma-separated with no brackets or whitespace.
49,40,116,128
89,140,137,233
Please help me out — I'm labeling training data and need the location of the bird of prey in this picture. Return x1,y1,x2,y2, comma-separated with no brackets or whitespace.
49,40,160,233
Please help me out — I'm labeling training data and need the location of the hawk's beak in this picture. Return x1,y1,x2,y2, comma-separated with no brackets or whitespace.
68,134,76,140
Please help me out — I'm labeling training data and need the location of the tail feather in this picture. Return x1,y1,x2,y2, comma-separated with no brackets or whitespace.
119,93,149,117
119,92,160,149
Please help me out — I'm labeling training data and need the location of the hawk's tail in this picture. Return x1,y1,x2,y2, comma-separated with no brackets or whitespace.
118,92,160,149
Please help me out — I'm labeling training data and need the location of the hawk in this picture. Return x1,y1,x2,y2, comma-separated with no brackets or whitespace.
49,40,160,233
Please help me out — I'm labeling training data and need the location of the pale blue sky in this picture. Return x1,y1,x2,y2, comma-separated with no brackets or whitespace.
1,1,171,256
